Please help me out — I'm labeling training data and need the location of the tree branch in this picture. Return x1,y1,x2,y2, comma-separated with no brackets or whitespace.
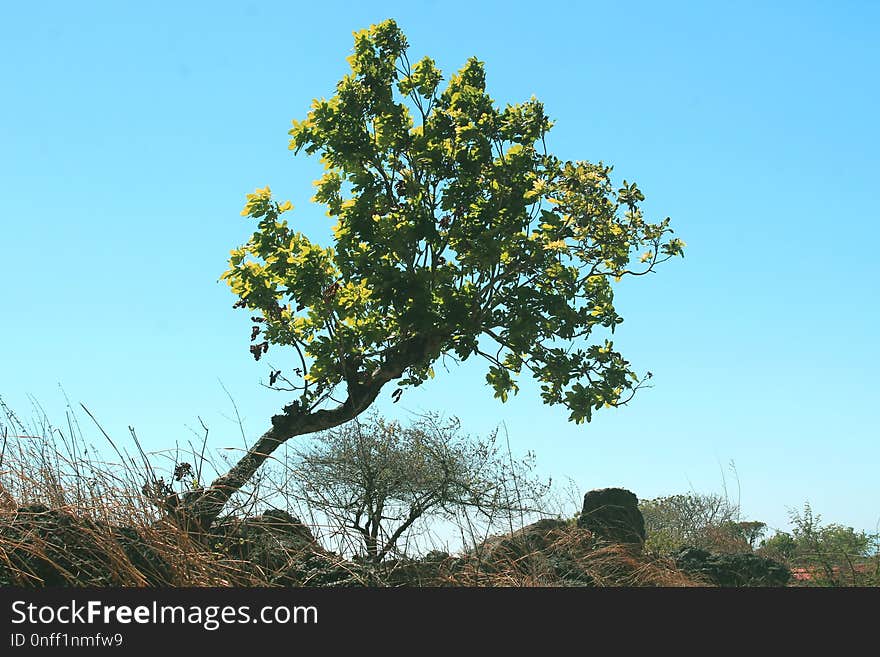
180,334,443,527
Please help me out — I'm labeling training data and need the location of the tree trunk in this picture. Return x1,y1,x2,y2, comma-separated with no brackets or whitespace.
179,334,442,529
365,534,378,562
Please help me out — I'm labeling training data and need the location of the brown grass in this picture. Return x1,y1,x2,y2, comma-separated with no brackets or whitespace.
445,526,702,587
0,406,701,588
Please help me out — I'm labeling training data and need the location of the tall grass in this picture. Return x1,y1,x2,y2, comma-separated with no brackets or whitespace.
0,398,701,587
0,398,331,586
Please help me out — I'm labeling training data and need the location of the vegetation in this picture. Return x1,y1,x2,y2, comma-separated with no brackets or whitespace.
641,492,744,554
0,403,876,587
640,491,879,587
285,412,549,563
1,20,872,590
758,504,880,586
0,404,694,587
183,18,684,527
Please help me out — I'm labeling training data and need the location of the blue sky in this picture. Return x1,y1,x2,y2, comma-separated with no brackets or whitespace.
1,1,877,536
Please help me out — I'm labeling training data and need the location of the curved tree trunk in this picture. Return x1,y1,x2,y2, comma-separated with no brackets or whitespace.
179,334,441,528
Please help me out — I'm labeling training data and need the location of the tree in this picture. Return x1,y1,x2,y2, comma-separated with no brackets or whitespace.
758,503,880,585
758,531,797,562
640,493,742,553
287,412,547,563
723,520,768,550
182,19,684,527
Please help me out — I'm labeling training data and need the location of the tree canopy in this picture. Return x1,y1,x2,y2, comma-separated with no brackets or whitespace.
186,18,684,526
224,18,683,425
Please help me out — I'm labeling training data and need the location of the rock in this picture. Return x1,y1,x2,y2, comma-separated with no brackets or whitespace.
0,505,318,587
466,518,596,585
210,510,316,573
207,509,366,586
0,504,370,588
476,518,570,562
0,505,171,586
674,546,791,587
577,487,646,546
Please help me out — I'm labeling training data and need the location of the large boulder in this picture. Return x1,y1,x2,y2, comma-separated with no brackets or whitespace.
577,487,646,546
209,510,318,575
674,546,791,587
468,518,597,585
209,509,364,586
475,518,570,562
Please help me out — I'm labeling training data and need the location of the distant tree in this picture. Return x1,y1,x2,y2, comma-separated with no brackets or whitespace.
716,520,767,550
182,18,684,527
286,412,548,563
758,531,797,562
640,493,743,553
759,503,880,585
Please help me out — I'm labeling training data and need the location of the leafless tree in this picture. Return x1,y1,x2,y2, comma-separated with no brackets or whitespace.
285,412,549,563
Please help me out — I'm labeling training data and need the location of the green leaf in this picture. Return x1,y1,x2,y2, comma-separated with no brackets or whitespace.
225,19,683,425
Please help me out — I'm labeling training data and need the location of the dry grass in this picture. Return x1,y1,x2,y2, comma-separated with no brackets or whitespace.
0,402,299,587
0,401,701,587
444,525,702,587
0,435,275,586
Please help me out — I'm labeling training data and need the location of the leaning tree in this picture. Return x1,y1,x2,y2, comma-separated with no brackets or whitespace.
180,19,685,527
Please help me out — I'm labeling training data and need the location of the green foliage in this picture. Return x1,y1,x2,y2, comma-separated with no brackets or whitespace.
758,503,880,586
759,531,798,562
223,19,683,423
640,493,744,554
719,520,768,550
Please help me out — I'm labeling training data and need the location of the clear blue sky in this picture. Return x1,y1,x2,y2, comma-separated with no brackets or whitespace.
2,1,877,536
